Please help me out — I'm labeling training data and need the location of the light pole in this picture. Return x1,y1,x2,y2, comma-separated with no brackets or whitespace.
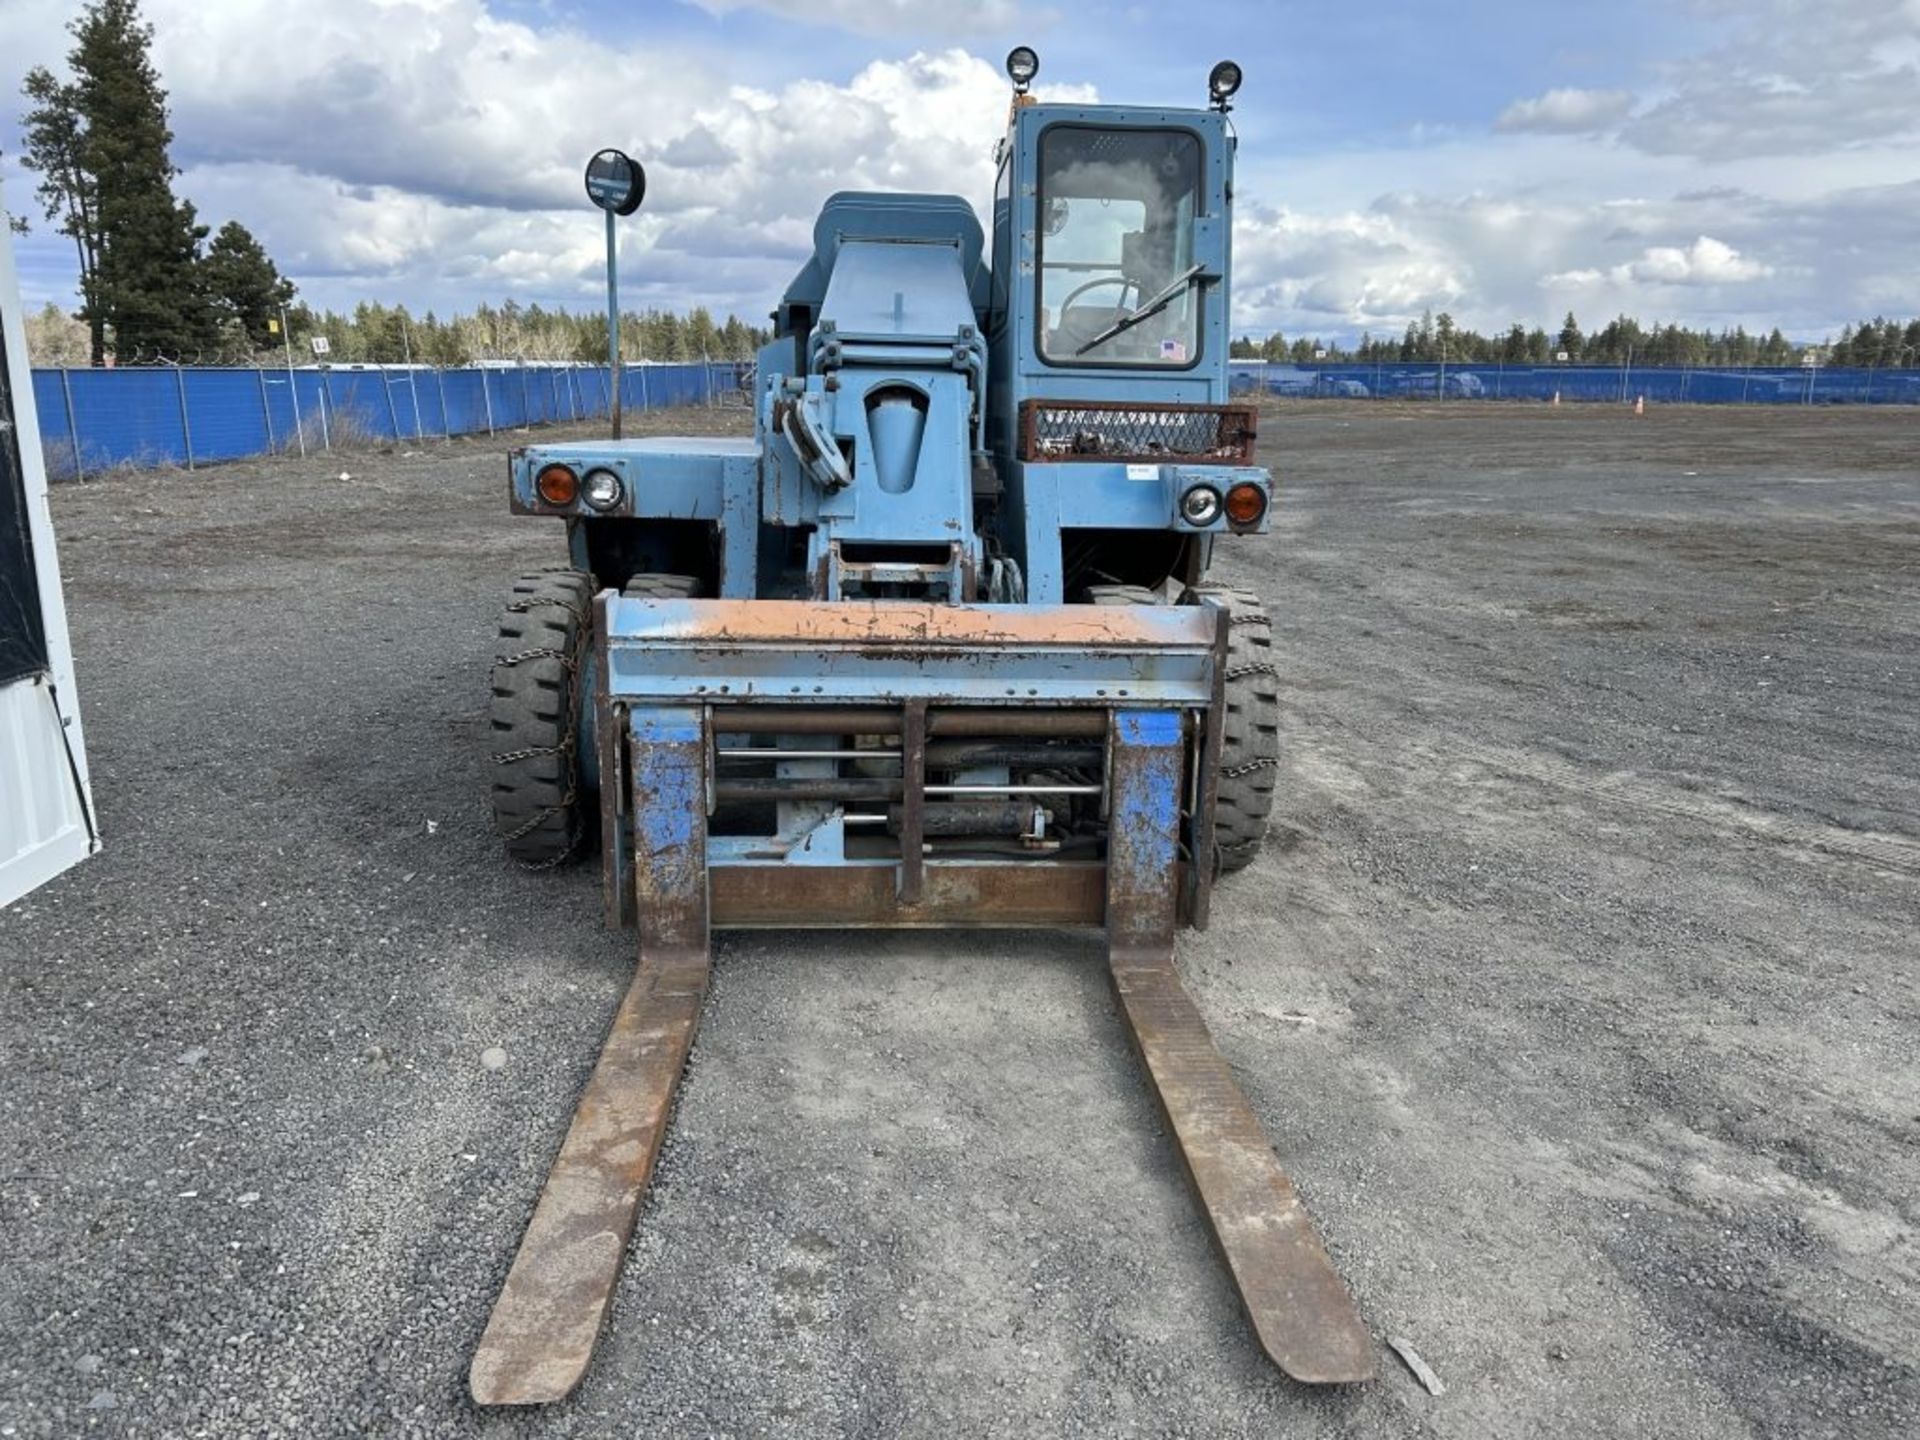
585,148,647,439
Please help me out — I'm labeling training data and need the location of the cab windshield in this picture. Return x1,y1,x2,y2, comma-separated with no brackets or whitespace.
1036,127,1203,367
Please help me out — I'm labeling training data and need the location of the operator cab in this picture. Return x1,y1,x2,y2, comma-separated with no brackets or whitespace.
986,53,1241,438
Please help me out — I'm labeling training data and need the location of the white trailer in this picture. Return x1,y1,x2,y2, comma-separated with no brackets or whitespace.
1,192,97,907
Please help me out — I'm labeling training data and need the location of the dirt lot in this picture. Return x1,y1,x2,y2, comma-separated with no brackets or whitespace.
2,400,1915,1438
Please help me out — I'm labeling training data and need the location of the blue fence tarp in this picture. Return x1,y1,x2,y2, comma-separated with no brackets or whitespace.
1228,361,1920,406
28,361,741,479
28,357,1916,479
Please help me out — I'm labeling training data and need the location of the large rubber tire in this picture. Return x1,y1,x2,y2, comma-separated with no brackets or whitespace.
1188,582,1280,873
1083,583,1161,606
621,573,704,600
490,570,595,868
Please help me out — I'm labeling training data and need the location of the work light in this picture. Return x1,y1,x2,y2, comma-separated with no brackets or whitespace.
1208,60,1243,110
1006,47,1040,92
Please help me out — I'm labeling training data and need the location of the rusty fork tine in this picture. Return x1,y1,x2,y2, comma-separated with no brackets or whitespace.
1110,947,1373,1383
468,944,709,1406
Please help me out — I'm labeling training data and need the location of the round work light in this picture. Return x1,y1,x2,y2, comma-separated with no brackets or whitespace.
1006,46,1040,92
1208,60,1244,109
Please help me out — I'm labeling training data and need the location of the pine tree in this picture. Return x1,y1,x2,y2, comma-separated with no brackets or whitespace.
57,0,219,360
1557,311,1583,360
17,66,105,361
684,306,720,360
201,220,295,352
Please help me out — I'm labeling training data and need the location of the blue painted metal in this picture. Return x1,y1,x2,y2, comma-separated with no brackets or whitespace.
1105,709,1185,953
515,93,1272,906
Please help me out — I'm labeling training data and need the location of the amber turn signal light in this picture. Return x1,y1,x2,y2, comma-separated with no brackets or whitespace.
536,464,579,506
1224,481,1267,527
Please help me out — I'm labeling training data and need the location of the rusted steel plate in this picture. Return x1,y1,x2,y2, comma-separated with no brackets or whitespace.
605,601,1217,707
468,944,709,1405
1110,948,1374,1383
709,861,1109,929
608,597,1217,650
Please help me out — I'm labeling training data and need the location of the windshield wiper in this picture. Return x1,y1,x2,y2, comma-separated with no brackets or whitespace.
1074,264,1209,356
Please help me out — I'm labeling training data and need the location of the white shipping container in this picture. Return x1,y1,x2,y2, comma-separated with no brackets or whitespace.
1,191,98,907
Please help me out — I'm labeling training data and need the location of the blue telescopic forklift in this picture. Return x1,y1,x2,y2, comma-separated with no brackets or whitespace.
470,51,1372,1404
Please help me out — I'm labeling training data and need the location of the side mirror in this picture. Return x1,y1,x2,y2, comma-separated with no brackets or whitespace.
585,149,646,216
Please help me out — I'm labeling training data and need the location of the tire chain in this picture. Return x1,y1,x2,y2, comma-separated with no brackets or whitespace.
1221,755,1280,778
491,585,591,869
1200,586,1278,875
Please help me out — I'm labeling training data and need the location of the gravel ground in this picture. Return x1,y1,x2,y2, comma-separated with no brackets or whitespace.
1,400,1915,1439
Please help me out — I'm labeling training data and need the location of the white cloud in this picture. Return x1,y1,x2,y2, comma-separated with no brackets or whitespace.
1229,171,1916,343
1495,88,1634,134
1621,0,1920,158
82,0,1086,317
6,0,1916,345
686,0,1028,37
1543,235,1771,290
1231,203,1468,329
1628,235,1772,284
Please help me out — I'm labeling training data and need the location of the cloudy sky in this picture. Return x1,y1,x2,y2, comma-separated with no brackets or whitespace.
2,0,1916,343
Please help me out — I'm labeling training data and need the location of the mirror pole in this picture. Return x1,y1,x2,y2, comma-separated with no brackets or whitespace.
606,206,621,440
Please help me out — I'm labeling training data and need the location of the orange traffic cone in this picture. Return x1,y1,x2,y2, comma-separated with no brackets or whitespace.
1633,395,1645,415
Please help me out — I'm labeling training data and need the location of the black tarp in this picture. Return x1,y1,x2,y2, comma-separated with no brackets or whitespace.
1,315,51,686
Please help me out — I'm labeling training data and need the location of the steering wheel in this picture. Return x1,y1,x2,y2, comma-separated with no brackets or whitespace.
1056,275,1139,347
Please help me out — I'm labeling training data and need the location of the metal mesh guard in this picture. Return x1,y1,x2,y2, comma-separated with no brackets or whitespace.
1019,399,1258,464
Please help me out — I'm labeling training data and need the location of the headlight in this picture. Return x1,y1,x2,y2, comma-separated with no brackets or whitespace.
1006,46,1039,92
1179,485,1223,526
581,468,624,511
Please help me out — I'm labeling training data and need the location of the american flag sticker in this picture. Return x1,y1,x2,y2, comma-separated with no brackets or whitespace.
1160,339,1188,361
